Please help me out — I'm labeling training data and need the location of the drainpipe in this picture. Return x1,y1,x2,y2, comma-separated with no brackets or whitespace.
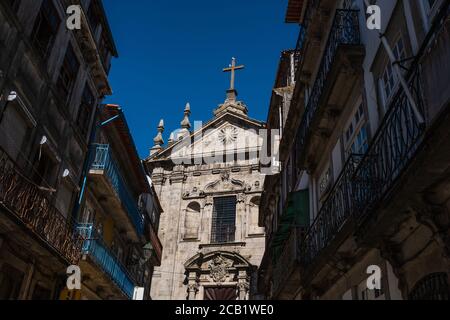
364,0,425,125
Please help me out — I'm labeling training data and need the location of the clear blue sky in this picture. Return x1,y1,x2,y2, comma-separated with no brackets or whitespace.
103,0,299,158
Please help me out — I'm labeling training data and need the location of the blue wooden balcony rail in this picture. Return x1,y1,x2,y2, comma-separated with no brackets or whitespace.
90,144,144,235
77,223,136,299
295,9,361,160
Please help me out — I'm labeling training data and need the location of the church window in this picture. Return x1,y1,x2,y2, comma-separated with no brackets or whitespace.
211,196,236,244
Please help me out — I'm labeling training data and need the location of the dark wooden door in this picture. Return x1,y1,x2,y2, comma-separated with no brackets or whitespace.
204,287,237,300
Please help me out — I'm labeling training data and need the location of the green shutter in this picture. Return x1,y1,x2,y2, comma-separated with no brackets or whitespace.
271,189,310,264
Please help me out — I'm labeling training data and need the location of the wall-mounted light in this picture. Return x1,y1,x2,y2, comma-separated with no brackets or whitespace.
0,91,18,124
38,135,48,161
7,91,17,102
40,135,48,145
62,169,70,178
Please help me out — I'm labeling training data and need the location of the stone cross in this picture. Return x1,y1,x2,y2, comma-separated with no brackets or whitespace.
223,57,244,91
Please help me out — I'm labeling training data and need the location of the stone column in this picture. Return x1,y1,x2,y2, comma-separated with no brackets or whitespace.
236,194,246,242
199,205,205,240
203,196,213,243
237,269,250,300
187,271,199,300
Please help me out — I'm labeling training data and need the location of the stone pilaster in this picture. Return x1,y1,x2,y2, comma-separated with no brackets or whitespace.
187,271,199,300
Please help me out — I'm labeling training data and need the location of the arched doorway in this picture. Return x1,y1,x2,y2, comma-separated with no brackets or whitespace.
184,251,253,300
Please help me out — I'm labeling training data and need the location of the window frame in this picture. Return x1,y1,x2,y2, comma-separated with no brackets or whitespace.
211,195,237,244
30,0,61,60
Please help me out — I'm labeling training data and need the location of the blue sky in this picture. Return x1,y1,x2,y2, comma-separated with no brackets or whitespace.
103,0,299,158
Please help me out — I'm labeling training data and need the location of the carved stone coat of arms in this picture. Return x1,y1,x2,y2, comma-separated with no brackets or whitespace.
208,255,233,283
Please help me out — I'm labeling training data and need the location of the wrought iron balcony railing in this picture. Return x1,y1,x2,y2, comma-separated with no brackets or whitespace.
293,0,320,74
351,69,425,221
298,64,426,268
295,9,361,160
296,0,449,275
77,223,136,299
0,149,83,265
299,154,362,265
90,144,144,235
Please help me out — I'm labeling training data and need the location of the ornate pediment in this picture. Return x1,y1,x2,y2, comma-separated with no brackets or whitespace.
184,251,252,283
204,170,246,194
182,169,253,200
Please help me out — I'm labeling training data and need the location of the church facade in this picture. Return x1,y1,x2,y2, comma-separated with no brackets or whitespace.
144,61,267,300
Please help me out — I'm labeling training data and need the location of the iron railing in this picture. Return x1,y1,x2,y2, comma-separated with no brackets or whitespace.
90,144,144,235
293,0,320,74
295,0,450,272
299,154,362,265
351,69,425,220
0,149,83,265
299,66,425,266
77,223,136,299
295,9,361,161
282,0,448,283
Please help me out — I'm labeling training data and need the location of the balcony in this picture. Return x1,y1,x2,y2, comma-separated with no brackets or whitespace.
89,144,144,238
295,9,364,168
0,148,83,265
291,0,449,293
77,224,136,299
298,66,426,279
299,154,362,267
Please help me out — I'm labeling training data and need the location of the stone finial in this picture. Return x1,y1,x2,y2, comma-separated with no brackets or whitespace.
181,102,191,130
168,132,175,145
177,102,191,140
150,119,164,156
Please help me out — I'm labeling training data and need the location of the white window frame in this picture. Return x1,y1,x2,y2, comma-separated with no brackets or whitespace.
379,36,407,111
344,101,368,157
